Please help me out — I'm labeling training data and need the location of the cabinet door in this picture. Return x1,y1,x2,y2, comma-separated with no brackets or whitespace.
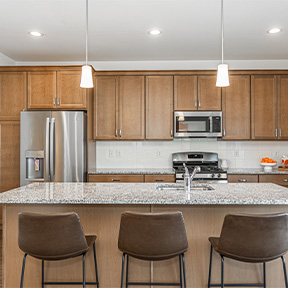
88,174,144,183
198,76,221,110
0,72,27,121
278,76,288,140
222,76,251,140
259,175,288,187
251,76,277,139
28,72,57,109
94,77,118,140
0,121,20,192
174,76,197,111
146,76,173,140
228,175,258,183
119,76,145,140
57,71,87,109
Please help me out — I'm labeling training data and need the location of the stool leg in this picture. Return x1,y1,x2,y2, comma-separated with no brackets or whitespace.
179,255,183,288
121,253,126,288
42,260,44,288
83,253,87,288
208,245,213,288
20,253,27,288
93,242,99,288
263,262,266,288
281,256,288,288
220,256,224,288
126,255,129,288
182,253,187,288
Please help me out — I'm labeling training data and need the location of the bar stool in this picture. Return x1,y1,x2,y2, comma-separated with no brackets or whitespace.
118,211,188,288
208,213,288,288
18,212,99,288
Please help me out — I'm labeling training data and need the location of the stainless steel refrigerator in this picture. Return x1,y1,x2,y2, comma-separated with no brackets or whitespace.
20,111,87,186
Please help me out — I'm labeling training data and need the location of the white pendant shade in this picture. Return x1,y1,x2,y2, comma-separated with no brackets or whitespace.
216,64,230,87
80,65,93,88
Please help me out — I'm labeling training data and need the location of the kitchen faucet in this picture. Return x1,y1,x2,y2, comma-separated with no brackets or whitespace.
183,164,201,192
190,166,201,181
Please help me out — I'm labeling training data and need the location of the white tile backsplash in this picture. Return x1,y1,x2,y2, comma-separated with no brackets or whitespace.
92,139,288,169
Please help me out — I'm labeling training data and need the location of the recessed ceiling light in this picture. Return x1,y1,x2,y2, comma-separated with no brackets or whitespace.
148,29,162,36
29,31,43,37
267,28,282,34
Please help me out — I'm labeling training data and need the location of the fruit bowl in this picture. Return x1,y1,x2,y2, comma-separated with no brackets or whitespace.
260,162,277,172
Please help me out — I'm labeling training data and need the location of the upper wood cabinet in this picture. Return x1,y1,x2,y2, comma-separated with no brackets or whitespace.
0,72,27,120
251,75,277,139
277,75,288,140
198,76,222,110
174,76,197,110
57,71,87,109
146,76,174,140
222,75,251,140
94,76,145,140
28,70,87,110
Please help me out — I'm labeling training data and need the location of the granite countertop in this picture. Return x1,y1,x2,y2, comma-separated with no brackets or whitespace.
88,168,175,175
227,168,288,175
0,182,288,205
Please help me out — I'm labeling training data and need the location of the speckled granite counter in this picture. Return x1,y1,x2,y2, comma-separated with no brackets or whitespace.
0,182,288,205
88,168,175,175
227,168,288,174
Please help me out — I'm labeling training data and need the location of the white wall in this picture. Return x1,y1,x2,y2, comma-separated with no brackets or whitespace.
91,139,288,169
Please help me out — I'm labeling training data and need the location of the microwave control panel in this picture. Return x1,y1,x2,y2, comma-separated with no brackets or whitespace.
212,117,221,133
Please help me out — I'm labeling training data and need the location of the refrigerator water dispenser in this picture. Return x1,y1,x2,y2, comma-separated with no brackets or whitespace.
26,151,44,180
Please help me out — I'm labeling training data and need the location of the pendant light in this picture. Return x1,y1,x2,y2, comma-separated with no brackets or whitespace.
216,0,229,87
80,0,93,88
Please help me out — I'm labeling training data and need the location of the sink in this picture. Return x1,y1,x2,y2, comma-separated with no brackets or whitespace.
156,183,214,191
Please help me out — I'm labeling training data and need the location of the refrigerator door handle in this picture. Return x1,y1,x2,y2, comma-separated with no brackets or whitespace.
50,118,55,181
45,118,50,180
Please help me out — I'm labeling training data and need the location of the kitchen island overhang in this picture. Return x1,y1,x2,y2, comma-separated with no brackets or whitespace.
1,182,288,288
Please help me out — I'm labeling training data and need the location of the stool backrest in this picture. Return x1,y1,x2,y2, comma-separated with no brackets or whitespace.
218,213,288,261
18,212,88,260
118,211,188,260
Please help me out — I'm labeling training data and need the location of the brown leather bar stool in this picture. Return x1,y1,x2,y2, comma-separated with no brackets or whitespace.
208,213,288,288
18,212,99,288
118,211,188,288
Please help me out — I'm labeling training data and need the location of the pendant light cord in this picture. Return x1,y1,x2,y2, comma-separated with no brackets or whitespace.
221,0,224,64
85,0,88,66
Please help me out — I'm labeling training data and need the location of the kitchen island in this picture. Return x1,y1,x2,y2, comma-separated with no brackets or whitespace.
1,182,288,287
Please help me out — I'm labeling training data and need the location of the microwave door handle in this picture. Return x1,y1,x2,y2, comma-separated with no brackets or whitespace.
45,118,50,181
50,118,55,181
210,117,213,133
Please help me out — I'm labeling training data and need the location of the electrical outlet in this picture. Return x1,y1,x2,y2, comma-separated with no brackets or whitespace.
275,151,279,158
109,150,114,158
234,150,240,157
116,150,122,158
157,149,163,158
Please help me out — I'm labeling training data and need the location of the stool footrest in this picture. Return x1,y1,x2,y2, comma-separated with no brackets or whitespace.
128,282,181,286
43,281,99,286
209,284,265,287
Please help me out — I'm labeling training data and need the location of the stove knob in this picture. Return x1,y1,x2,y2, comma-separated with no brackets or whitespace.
218,173,221,178
211,173,216,178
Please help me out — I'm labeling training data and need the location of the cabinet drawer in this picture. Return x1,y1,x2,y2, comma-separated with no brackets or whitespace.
144,174,175,183
228,175,258,183
88,174,144,183
259,175,288,187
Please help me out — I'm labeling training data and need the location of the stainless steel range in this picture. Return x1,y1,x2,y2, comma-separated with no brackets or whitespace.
173,152,228,183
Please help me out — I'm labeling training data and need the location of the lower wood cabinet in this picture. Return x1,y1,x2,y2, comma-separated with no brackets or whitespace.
144,174,175,183
259,175,288,187
228,175,258,183
88,174,144,183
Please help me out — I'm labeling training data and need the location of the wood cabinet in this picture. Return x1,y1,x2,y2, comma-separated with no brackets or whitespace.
222,76,251,140
198,76,222,110
259,175,288,187
94,76,145,140
277,76,288,140
228,175,258,183
146,76,173,140
0,72,27,120
144,174,175,183
28,70,87,110
251,76,277,139
88,174,144,183
174,76,197,110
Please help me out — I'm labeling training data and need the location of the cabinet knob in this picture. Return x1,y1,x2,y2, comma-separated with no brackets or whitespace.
119,129,122,137
112,179,120,182
195,100,197,109
276,128,278,138
170,129,173,137
116,129,118,137
284,179,288,182
57,98,60,105
238,179,248,182
199,99,201,108
223,128,226,137
53,97,56,105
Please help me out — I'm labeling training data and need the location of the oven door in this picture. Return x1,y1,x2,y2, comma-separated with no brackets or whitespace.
174,111,222,138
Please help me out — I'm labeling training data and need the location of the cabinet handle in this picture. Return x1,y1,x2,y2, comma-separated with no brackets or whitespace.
53,97,56,105
284,179,288,182
171,129,173,137
155,179,164,182
115,129,118,137
223,128,226,137
280,128,282,137
195,100,197,108
276,128,278,137
238,179,248,182
112,179,120,182
199,99,201,108
57,98,60,105
119,129,122,137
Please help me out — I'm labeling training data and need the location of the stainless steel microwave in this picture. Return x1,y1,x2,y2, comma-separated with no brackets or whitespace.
174,111,222,138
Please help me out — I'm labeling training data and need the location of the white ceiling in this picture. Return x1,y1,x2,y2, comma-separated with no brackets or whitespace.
0,0,287,63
